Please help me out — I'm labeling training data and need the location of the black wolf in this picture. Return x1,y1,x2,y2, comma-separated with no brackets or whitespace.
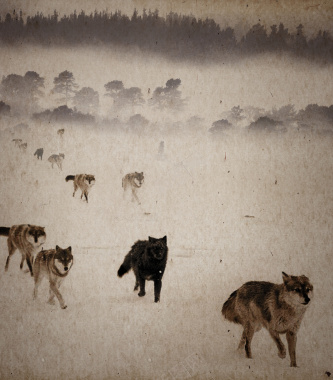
118,236,168,302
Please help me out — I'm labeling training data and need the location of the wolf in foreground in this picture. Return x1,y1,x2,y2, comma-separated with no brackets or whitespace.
0,224,46,276
122,172,144,205
222,272,313,367
33,246,73,309
118,236,168,303
65,174,96,202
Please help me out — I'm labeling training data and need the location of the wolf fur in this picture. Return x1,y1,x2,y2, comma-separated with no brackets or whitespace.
118,236,168,303
0,224,46,276
222,272,313,367
33,245,73,309
34,148,44,160
65,174,96,202
12,139,22,147
122,172,144,204
48,154,65,170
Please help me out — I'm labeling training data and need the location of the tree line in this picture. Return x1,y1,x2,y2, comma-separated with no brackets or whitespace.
0,9,332,62
0,70,186,116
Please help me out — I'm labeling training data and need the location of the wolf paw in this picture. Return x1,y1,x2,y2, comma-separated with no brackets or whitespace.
278,350,286,359
138,291,146,297
61,305,67,309
47,299,55,305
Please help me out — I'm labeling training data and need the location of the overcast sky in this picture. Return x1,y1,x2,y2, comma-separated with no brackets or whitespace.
1,0,332,38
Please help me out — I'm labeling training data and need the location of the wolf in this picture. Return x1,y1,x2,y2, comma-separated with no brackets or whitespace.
222,272,313,367
118,236,168,303
48,153,65,170
57,128,64,136
33,245,73,309
19,142,27,152
0,224,46,276
12,138,22,147
34,148,44,160
65,174,96,202
122,172,144,204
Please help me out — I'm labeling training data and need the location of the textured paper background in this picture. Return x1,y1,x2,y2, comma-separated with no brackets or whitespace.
0,1,332,379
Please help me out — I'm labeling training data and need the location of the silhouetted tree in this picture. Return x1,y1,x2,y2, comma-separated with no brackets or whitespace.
0,71,44,114
73,87,99,114
52,71,78,105
149,78,186,111
104,80,124,99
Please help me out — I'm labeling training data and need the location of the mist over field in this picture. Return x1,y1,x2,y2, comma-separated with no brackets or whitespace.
0,43,332,380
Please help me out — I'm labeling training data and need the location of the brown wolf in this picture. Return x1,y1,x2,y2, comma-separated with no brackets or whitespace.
34,148,44,160
222,272,313,367
33,245,73,309
118,236,168,303
57,128,64,136
0,225,46,276
122,172,144,204
48,153,65,170
65,174,96,202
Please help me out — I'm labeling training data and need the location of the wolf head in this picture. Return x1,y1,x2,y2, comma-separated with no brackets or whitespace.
27,226,46,246
134,172,144,187
147,236,168,261
85,175,96,186
54,246,73,275
282,272,313,307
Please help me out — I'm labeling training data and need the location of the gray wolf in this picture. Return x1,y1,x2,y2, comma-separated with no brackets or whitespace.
33,245,73,309
118,236,168,303
57,128,64,136
0,224,46,276
48,153,65,170
122,172,144,204
19,142,27,152
222,272,313,367
34,148,44,160
65,174,96,202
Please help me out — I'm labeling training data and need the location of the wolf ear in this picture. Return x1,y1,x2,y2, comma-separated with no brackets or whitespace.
149,236,155,242
162,235,167,244
282,272,290,283
67,246,72,252
56,245,60,251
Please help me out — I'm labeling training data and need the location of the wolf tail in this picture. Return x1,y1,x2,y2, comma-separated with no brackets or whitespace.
0,227,10,237
66,175,75,182
117,254,132,277
222,290,241,324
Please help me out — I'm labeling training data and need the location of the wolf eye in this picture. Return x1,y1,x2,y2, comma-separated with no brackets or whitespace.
294,288,301,293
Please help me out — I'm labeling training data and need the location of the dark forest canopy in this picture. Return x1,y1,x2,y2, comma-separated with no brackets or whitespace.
0,9,332,63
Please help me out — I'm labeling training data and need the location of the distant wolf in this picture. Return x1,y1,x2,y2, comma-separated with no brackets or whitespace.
12,138,22,147
122,172,144,204
19,142,27,152
48,153,65,170
34,148,44,160
222,272,313,367
65,174,96,203
33,245,73,309
57,128,64,136
0,224,46,276
118,236,168,303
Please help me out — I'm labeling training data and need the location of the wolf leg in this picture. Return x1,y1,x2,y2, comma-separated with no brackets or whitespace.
244,323,255,359
154,279,162,302
5,239,17,272
238,329,246,350
132,189,141,205
134,279,139,291
138,277,146,297
84,190,88,203
73,183,78,197
49,280,67,309
33,272,42,300
268,329,286,359
286,331,297,367
26,254,34,276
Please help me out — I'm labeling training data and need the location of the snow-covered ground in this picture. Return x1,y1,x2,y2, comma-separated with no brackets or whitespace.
0,123,332,379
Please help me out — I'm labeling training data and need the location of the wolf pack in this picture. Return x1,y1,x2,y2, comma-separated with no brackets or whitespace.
1,127,314,369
